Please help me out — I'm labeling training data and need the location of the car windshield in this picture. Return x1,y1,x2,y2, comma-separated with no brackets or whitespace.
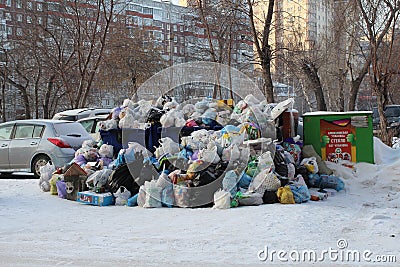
385,107,400,117
53,114,77,121
53,122,89,137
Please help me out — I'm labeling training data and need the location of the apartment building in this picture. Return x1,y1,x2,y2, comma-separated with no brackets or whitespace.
252,0,335,79
0,0,253,119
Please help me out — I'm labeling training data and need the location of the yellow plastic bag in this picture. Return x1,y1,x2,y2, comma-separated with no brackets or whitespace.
277,186,295,204
49,174,63,195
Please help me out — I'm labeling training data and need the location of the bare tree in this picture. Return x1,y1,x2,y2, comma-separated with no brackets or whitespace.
189,0,250,99
356,0,400,144
246,0,275,102
58,0,117,108
95,25,167,102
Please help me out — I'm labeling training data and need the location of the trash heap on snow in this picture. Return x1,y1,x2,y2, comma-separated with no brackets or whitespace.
39,94,345,208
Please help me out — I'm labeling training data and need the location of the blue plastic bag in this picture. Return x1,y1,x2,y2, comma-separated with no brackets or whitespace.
127,193,139,207
238,172,252,189
223,170,238,198
290,184,311,203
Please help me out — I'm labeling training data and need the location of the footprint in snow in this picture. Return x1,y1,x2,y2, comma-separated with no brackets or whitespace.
370,214,391,220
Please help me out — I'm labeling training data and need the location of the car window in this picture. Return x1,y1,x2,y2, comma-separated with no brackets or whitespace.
95,121,102,133
0,125,14,140
56,115,77,121
385,107,400,117
54,122,89,136
14,125,34,139
79,120,95,133
33,125,45,138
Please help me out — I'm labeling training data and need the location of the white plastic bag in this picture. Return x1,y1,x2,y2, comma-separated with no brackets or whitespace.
143,180,162,208
221,144,241,162
257,151,274,172
114,186,132,206
98,119,118,131
98,144,114,158
119,112,136,129
213,189,231,209
198,145,220,164
248,169,280,194
158,137,180,156
39,162,56,192
156,171,171,189
300,156,319,174
160,112,175,128
87,169,113,188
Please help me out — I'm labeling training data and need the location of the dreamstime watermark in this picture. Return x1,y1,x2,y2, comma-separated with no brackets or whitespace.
257,239,397,263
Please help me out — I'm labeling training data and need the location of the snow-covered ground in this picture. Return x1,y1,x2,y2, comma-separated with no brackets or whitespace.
0,137,399,266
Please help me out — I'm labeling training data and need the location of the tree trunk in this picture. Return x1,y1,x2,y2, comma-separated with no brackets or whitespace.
302,61,327,111
261,62,274,103
43,75,55,119
348,67,368,111
1,79,5,122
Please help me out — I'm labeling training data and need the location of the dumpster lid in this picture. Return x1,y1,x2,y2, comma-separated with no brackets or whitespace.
303,111,372,116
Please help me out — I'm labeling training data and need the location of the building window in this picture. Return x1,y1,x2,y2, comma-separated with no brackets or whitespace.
144,18,152,26
174,35,177,42
7,26,12,35
6,0,11,7
37,17,42,25
37,3,43,11
174,46,178,53
16,0,22,8
17,14,23,22
173,25,177,31
143,7,153,15
27,16,32,24
27,1,32,9
16,28,22,36
5,13,11,21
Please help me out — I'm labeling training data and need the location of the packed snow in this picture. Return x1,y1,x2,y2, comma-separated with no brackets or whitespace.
0,137,399,266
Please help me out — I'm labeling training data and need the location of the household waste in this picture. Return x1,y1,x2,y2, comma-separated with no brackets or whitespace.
40,95,345,208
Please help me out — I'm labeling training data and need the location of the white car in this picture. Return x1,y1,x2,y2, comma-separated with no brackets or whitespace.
52,108,111,121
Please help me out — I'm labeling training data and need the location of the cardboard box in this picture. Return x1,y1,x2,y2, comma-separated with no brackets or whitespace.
77,191,114,206
64,163,88,201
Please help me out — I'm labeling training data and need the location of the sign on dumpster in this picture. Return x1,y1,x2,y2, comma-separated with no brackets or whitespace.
320,119,356,162
303,111,374,164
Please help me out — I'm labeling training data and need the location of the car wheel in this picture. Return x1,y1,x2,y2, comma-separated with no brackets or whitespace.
32,155,51,177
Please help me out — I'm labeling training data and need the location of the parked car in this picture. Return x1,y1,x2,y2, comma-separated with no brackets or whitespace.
77,114,109,140
372,105,400,132
0,120,93,177
52,108,111,121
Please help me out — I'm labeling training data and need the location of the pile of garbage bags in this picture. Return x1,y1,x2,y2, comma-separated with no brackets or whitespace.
39,94,345,208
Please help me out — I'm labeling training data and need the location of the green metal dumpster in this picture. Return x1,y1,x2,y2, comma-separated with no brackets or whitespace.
303,111,374,164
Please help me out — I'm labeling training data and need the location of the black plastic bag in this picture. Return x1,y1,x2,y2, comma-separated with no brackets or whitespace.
262,190,279,204
107,164,140,196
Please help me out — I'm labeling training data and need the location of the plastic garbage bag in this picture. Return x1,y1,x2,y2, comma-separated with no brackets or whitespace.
213,189,231,209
